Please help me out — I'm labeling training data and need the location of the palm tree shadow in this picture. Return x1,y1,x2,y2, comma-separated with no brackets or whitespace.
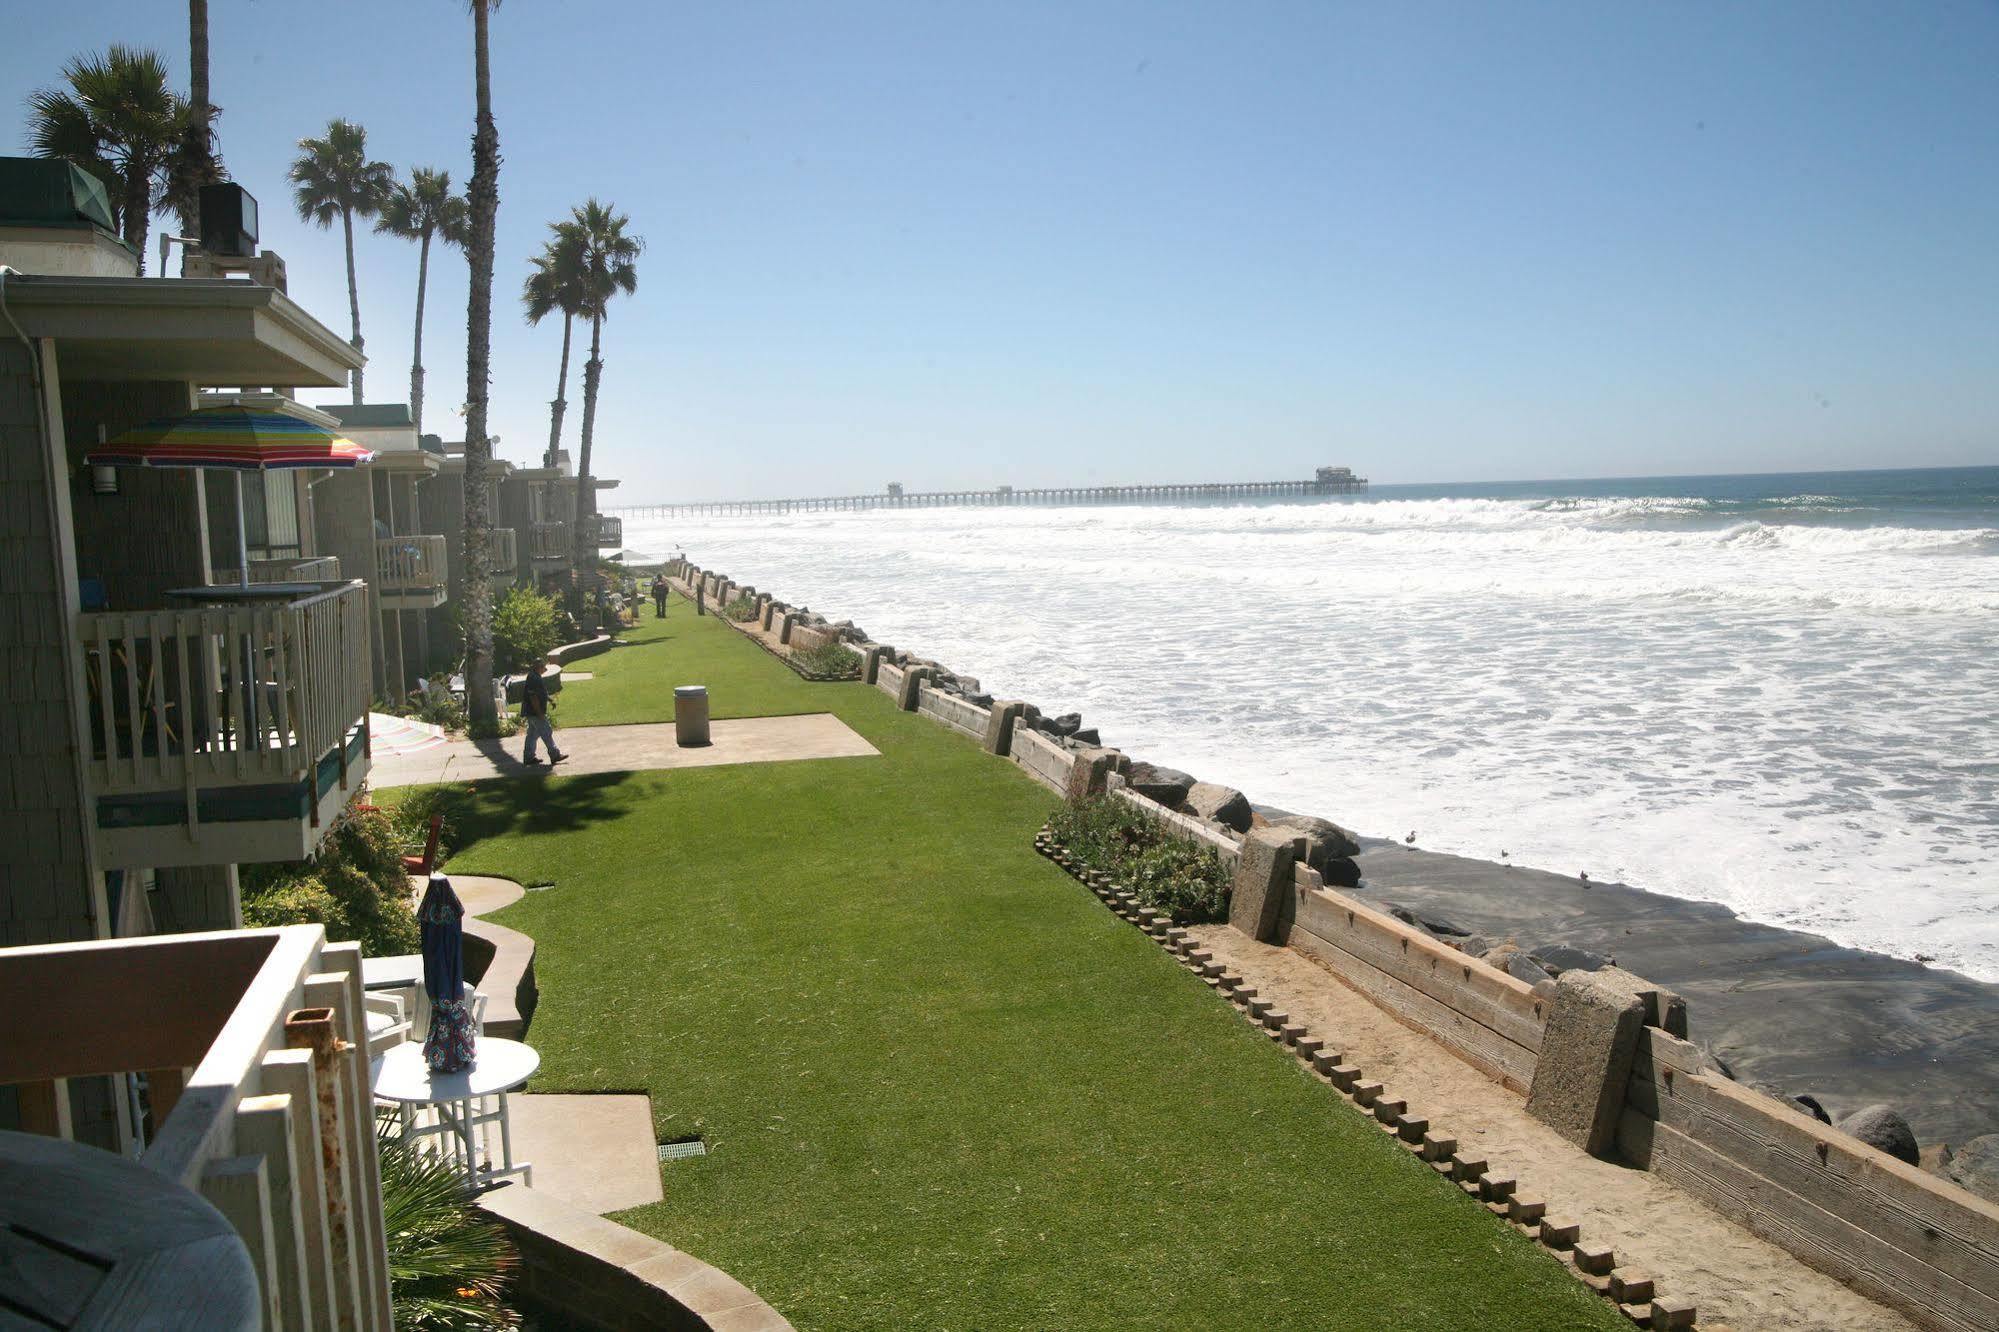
434,745,640,842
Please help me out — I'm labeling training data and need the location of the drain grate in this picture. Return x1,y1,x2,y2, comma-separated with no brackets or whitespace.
657,1138,708,1163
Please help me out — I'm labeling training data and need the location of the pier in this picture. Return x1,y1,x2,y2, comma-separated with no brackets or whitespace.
613,466,1367,518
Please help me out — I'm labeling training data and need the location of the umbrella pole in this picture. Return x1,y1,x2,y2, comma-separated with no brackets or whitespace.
233,471,250,588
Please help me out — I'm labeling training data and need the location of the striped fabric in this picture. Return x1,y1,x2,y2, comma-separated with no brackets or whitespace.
86,406,375,471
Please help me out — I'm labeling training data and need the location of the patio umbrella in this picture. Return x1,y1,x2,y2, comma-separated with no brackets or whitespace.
85,406,375,587
418,873,476,1073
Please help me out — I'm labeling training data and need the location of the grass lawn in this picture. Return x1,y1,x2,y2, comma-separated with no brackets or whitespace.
399,595,1622,1331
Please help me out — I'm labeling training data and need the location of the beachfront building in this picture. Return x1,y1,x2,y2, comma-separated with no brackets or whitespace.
503,446,623,601
0,160,393,1325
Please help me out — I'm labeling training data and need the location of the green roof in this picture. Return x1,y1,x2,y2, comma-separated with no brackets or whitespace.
323,403,413,429
0,157,118,234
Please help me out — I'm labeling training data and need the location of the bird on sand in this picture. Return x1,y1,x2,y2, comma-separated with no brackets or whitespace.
1579,870,1590,883
1405,831,1417,844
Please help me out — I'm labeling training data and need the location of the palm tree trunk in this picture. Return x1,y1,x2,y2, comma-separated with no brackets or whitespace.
190,1,210,114
460,0,500,728
544,312,572,469
410,228,430,432
569,314,604,618
342,205,364,404
124,167,151,275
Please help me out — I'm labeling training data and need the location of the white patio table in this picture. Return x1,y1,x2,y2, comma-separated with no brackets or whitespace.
371,1037,539,1190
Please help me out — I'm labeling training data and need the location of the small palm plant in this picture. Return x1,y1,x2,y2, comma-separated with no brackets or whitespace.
377,1110,519,1329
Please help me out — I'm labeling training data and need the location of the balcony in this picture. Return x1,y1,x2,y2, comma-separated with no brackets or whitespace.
216,555,342,585
487,525,518,575
374,533,448,610
586,514,623,548
78,582,373,869
0,925,392,1329
530,521,568,563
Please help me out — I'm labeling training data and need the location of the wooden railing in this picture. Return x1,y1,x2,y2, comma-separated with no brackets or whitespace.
77,581,372,798
530,521,568,560
585,514,622,547
374,534,447,592
217,554,342,584
487,525,518,573
0,925,395,1329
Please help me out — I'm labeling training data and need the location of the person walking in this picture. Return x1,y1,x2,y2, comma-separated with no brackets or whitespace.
652,573,669,618
521,660,566,767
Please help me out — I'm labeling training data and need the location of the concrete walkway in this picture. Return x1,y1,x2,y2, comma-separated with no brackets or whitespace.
369,712,878,787
510,1094,665,1214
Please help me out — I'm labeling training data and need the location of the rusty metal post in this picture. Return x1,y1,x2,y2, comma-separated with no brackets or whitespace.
285,1006,354,1296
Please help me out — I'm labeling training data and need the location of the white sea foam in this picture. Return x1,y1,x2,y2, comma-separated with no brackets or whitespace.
630,497,1999,980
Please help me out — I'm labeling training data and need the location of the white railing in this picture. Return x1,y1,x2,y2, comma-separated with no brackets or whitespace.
586,514,622,547
486,525,518,573
218,554,342,584
530,521,568,560
78,581,372,798
0,925,394,1329
374,534,447,591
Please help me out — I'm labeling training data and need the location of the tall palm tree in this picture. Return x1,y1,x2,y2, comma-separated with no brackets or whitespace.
27,46,190,273
168,0,225,239
288,120,394,404
375,169,469,433
521,221,588,469
564,199,642,613
459,0,503,730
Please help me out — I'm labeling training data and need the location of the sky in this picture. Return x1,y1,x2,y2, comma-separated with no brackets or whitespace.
5,1,1996,501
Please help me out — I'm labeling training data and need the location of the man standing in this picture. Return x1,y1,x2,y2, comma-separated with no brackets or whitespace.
652,573,669,618
521,660,566,767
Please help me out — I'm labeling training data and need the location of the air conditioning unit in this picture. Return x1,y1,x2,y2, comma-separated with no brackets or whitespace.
198,183,259,258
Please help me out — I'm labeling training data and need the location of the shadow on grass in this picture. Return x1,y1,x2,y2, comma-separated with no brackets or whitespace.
413,767,643,844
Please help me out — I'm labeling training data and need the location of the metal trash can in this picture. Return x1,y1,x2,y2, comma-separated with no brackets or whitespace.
674,685,711,747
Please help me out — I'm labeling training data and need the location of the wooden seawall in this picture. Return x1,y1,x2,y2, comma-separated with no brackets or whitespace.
612,473,1367,518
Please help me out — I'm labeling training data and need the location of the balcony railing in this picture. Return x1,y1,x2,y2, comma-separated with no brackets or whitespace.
374,534,447,594
217,554,342,584
487,525,518,574
586,514,623,548
77,581,373,867
0,925,394,1329
530,521,568,561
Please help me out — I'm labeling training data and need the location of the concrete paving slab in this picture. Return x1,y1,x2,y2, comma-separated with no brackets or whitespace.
369,712,878,787
511,1093,664,1215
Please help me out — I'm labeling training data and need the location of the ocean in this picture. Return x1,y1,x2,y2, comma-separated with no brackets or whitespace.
623,466,1999,981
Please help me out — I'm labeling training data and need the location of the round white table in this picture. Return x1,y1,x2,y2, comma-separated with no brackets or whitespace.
371,1037,540,1190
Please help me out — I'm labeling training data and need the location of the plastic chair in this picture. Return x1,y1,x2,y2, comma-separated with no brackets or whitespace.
401,813,443,876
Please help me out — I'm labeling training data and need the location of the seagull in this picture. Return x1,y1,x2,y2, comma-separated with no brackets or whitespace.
1405,831,1417,844
1500,850,1509,859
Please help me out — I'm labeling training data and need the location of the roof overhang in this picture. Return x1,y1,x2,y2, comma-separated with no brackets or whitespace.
369,450,441,475
0,275,362,387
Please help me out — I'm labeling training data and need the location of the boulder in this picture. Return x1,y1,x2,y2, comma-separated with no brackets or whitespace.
1384,904,1473,938
1791,1094,1833,1125
1530,944,1613,976
1043,712,1083,738
964,692,994,708
1505,952,1554,986
1183,782,1253,833
1937,1134,1999,1205
1271,814,1362,862
1126,762,1197,807
1836,1104,1920,1166
1070,727,1101,746
1319,855,1362,888
1452,934,1492,958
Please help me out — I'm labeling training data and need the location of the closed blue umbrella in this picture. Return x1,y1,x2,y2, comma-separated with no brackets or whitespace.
418,873,475,1073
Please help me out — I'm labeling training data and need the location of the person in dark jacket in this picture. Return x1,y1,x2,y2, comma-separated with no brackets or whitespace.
652,573,669,618
521,661,566,766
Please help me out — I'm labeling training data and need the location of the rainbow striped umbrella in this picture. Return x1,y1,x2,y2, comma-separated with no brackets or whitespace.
86,407,375,588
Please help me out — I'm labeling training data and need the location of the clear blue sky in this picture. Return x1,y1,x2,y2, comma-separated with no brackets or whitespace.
7,2,1996,499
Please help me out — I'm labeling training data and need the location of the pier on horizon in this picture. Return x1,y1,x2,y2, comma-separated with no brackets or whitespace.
612,466,1367,518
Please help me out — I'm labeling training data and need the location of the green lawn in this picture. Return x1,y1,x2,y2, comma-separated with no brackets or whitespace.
401,595,1621,1331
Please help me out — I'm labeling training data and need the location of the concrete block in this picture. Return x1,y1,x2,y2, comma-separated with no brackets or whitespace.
895,666,933,711
861,645,892,685
1608,1274,1654,1304
1326,1064,1360,1091
1505,1196,1544,1223
1420,1133,1457,1163
778,612,799,645
984,700,1028,755
1278,1023,1306,1045
1538,1217,1579,1248
1395,1115,1429,1144
1228,826,1301,943
1353,1081,1384,1108
1477,1175,1515,1202
1450,1155,1487,1184
1648,1299,1695,1329
1371,1097,1406,1124
1294,1037,1322,1059
1062,747,1117,804
1573,1243,1615,1276
1526,965,1653,1157
1260,1009,1289,1031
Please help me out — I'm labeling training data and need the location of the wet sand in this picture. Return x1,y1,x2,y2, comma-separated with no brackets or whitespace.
1351,838,1999,1148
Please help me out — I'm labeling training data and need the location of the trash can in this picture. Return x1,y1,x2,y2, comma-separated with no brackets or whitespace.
674,685,711,747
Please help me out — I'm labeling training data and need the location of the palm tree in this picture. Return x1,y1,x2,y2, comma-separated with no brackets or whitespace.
26,46,191,273
167,0,225,238
376,169,469,433
521,221,588,468
376,1111,518,1329
564,199,643,615
288,120,394,403
459,0,503,730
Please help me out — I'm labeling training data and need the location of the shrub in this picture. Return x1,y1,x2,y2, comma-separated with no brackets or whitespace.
410,676,466,731
385,785,457,865
492,587,561,674
1049,795,1232,924
467,715,520,740
242,802,422,955
792,641,861,676
723,597,758,622
378,1109,519,1329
